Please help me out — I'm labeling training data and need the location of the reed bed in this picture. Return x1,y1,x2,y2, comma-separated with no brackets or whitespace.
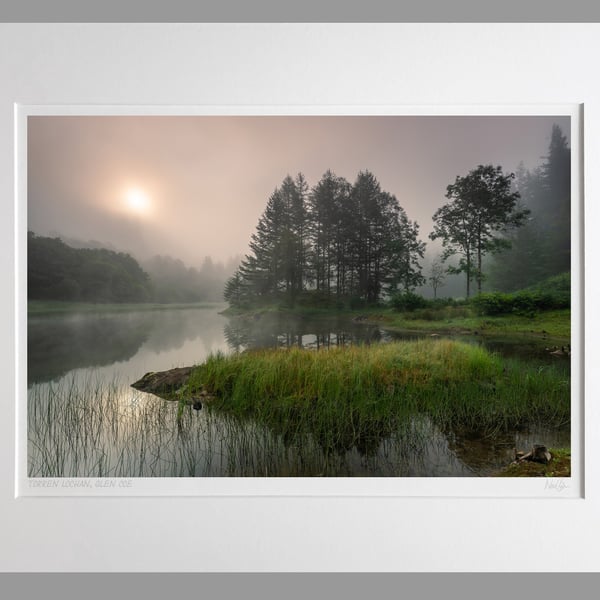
28,339,570,477
191,339,570,434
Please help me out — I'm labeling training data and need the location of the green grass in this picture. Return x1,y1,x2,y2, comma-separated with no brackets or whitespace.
364,307,571,340
27,300,224,315
225,302,570,341
28,340,570,477
186,339,570,451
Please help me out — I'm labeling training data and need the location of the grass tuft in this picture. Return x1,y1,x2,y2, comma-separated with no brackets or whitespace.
189,339,570,441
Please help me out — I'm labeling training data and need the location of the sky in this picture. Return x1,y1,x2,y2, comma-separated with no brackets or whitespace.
27,115,570,268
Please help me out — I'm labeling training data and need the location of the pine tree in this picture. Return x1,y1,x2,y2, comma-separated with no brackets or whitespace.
307,170,352,298
350,171,383,303
487,124,571,290
227,170,426,308
386,208,426,294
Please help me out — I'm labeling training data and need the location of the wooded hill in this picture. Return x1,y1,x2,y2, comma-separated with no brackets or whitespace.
28,232,153,303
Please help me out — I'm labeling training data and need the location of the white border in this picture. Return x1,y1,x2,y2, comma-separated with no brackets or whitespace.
2,23,598,572
15,103,582,499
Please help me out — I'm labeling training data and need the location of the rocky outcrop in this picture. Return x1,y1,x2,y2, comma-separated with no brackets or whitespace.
131,366,194,396
131,366,216,408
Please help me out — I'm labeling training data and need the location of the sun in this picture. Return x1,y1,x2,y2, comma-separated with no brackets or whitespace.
124,187,152,216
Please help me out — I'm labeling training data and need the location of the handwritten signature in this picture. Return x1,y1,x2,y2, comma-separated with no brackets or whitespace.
544,479,569,492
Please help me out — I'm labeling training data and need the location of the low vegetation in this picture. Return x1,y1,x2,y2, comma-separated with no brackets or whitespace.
374,307,570,339
28,336,571,477
365,273,571,340
225,271,571,341
186,340,569,453
471,288,569,319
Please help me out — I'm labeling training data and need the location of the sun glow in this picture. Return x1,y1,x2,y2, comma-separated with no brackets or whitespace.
124,187,152,216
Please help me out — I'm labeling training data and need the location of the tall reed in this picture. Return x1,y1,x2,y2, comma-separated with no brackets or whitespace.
28,340,570,478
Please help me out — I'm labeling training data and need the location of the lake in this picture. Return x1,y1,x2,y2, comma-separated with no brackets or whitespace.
27,304,570,477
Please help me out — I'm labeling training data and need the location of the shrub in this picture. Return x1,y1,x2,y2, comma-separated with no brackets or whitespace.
471,290,570,316
533,272,570,295
389,291,429,312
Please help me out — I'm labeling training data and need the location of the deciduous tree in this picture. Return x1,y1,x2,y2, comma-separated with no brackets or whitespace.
430,164,528,297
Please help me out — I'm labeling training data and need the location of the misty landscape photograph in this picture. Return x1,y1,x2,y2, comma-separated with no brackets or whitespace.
26,114,572,478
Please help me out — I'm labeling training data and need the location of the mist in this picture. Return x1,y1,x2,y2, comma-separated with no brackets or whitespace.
27,115,570,272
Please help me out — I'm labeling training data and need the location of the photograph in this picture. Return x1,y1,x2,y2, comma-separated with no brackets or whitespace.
25,112,572,479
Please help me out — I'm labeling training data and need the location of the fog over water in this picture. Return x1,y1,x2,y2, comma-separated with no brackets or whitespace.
28,115,570,267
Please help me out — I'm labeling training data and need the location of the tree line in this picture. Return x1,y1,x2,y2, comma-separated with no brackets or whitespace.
28,126,569,307
28,232,153,303
142,254,239,303
225,170,426,308
27,232,238,304
226,124,570,307
486,124,571,291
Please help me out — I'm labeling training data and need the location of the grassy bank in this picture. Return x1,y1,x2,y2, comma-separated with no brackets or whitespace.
28,338,570,477
369,307,570,340
222,302,570,341
186,339,570,453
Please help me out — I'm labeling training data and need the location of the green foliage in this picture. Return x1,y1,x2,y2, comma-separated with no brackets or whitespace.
430,164,528,297
296,290,344,310
389,291,429,312
473,272,570,316
28,232,236,304
389,293,468,317
488,125,571,291
471,290,569,317
228,170,425,309
531,272,570,295
188,340,570,437
28,232,152,303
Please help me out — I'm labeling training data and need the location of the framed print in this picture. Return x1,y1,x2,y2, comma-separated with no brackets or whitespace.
16,105,581,499
1,23,599,572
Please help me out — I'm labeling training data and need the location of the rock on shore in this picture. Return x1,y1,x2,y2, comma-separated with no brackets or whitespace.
131,366,194,396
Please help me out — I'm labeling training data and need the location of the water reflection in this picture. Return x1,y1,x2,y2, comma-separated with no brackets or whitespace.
27,305,570,477
28,378,477,477
444,424,571,476
27,306,229,385
223,311,570,375
28,313,147,384
224,312,388,352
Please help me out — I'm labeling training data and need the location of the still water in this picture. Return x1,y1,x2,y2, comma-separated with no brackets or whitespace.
27,304,570,477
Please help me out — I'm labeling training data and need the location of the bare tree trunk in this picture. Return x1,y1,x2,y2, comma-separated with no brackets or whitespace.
466,252,471,298
477,243,482,295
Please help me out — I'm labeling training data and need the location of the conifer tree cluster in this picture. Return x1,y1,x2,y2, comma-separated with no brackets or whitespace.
225,170,425,308
225,125,570,306
487,124,571,291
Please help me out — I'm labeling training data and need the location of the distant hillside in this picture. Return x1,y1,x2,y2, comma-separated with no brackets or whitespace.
28,232,152,303
28,231,241,304
142,254,240,303
50,232,119,252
